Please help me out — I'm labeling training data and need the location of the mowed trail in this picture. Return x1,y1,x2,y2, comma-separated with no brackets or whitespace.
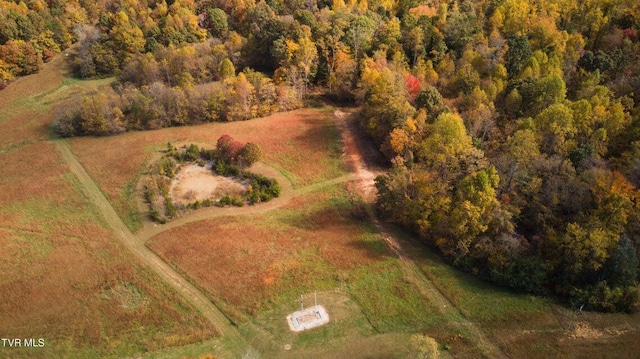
335,109,508,359
56,132,360,353
54,139,243,344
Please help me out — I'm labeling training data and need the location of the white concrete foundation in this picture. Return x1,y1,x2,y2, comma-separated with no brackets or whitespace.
286,305,329,332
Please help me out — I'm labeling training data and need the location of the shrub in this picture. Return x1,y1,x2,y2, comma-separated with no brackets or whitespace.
570,281,639,313
183,144,200,161
237,142,262,167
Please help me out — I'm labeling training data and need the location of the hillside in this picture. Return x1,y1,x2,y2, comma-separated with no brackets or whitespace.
1,0,640,357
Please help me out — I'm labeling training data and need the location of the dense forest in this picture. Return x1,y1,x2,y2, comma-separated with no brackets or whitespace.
2,0,640,311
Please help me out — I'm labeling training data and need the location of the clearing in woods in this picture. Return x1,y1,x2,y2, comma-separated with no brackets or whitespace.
3,50,640,359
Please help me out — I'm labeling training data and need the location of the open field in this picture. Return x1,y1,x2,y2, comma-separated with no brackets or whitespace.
0,142,215,359
69,106,348,231
147,185,463,357
4,50,640,359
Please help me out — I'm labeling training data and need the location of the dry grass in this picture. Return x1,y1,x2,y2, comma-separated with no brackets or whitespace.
0,142,215,358
148,185,451,357
69,107,348,230
148,186,384,318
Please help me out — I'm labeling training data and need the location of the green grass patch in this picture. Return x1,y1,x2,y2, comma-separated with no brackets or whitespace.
0,140,36,154
242,291,395,358
118,179,142,232
388,225,553,323
348,259,446,333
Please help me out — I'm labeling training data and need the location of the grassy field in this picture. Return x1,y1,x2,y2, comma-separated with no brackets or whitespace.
147,185,460,357
0,142,216,359
4,51,640,359
69,106,349,232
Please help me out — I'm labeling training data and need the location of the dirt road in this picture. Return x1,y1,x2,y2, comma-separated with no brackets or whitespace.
55,139,243,344
54,106,507,358
335,109,508,359
55,136,361,355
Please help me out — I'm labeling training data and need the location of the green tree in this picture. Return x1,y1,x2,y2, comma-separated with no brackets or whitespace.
238,142,262,167
206,8,228,38
534,103,576,155
504,35,532,78
218,58,235,80
346,15,375,63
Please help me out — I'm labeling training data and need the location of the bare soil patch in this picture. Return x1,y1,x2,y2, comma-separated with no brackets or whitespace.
333,109,385,201
169,164,246,206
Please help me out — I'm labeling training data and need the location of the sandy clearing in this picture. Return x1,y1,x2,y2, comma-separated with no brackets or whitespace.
169,164,246,206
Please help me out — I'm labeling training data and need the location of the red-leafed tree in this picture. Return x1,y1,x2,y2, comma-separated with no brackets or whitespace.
216,134,243,162
404,74,421,102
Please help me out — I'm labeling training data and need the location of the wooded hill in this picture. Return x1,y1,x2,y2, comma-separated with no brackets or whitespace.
2,0,640,311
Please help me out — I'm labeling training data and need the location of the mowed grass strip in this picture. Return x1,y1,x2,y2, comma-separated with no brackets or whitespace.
69,106,348,231
0,142,215,359
148,185,449,357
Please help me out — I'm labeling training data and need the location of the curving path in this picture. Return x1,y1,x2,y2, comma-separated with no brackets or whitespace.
55,108,506,358
54,139,244,344
53,136,360,355
335,109,508,359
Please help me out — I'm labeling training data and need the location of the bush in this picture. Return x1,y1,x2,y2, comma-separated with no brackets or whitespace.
569,281,639,313
183,144,200,161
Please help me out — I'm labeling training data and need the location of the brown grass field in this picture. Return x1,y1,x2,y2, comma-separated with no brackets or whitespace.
148,185,391,317
147,185,459,357
0,142,216,358
69,106,348,231
0,58,217,357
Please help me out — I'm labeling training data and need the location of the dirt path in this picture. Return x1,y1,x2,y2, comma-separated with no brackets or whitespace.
335,110,508,359
56,136,361,356
54,103,506,358
54,139,244,347
137,163,358,241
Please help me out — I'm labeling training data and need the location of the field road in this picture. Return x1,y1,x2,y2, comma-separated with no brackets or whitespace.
54,139,244,345
54,136,361,356
54,107,507,358
335,109,509,359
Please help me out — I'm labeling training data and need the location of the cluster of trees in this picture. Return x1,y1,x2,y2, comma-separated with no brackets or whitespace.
0,0,101,84
146,139,278,223
56,64,302,136
346,1,640,311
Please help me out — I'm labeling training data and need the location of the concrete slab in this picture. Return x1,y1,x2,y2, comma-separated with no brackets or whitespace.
286,305,329,332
